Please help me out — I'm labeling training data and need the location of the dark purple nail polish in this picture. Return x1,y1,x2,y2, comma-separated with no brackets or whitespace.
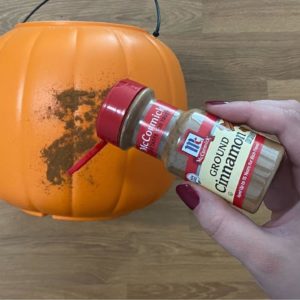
205,101,228,105
176,184,200,210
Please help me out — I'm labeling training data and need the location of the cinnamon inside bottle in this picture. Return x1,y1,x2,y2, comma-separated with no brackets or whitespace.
68,79,284,213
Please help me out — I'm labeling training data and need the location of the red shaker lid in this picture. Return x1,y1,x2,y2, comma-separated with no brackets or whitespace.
67,79,146,176
96,79,146,145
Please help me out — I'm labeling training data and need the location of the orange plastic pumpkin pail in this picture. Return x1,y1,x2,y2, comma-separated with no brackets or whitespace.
0,19,187,221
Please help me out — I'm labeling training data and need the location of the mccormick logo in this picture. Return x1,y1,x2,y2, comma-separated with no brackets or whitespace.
135,101,177,157
182,133,204,157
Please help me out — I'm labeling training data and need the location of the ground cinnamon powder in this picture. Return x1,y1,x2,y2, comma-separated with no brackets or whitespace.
40,87,110,185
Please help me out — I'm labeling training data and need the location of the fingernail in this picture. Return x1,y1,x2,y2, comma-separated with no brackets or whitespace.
176,184,200,210
205,101,228,105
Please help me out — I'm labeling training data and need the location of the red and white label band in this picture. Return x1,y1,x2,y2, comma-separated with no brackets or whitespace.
135,101,178,157
181,113,265,208
184,113,218,177
233,135,265,207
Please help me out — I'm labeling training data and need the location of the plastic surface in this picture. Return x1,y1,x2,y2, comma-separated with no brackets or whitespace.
67,140,108,175
96,79,146,145
0,21,187,221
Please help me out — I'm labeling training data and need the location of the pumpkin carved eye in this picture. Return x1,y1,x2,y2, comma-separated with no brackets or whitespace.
0,22,187,221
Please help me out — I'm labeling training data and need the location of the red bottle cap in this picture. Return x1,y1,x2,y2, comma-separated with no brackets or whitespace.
96,79,146,145
67,79,146,176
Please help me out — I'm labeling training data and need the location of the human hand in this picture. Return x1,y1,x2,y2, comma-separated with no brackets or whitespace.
176,100,300,299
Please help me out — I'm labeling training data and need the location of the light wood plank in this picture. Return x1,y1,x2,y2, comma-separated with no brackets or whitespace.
1,0,296,298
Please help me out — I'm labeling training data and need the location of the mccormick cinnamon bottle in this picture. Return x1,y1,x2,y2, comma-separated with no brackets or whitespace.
68,79,284,213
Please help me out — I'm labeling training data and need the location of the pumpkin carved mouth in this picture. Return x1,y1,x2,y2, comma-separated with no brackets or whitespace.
40,87,110,185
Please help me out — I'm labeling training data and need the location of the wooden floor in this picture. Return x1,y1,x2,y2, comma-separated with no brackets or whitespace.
1,0,299,298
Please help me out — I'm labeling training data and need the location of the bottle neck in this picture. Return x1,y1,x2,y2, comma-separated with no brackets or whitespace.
119,89,181,159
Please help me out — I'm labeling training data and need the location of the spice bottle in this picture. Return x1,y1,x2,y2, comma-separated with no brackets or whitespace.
68,79,284,213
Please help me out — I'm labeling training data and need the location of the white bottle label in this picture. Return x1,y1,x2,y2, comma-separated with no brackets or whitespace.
178,113,265,207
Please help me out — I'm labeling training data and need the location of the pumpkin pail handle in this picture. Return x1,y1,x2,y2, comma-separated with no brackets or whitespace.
22,0,161,37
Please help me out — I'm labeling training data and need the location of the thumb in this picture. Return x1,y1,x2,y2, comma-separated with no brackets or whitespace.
176,183,269,265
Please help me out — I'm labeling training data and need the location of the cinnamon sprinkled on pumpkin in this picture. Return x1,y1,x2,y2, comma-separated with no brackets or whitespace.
41,87,110,185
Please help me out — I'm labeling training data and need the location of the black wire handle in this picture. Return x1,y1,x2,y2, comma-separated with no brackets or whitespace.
22,0,161,37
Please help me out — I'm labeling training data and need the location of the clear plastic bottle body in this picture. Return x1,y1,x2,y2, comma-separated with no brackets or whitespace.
119,88,284,213
160,110,284,213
